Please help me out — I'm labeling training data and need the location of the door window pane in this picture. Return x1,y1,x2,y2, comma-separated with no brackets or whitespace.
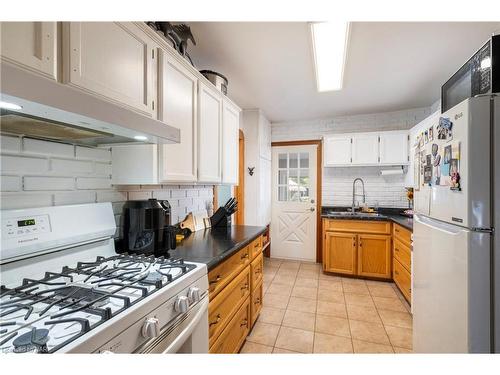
300,153,309,168
288,169,298,185
299,169,309,186
289,153,298,168
278,170,288,184
288,185,299,201
278,186,287,201
279,153,287,168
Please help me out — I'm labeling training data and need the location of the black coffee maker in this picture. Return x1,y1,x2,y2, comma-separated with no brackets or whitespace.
120,199,177,257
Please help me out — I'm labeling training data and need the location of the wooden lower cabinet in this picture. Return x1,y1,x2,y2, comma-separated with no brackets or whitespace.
250,279,263,326
208,266,250,347
207,234,264,354
209,297,251,353
393,258,411,302
357,234,391,279
323,231,357,275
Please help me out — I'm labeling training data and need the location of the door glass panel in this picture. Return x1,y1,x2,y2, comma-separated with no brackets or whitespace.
299,153,309,168
276,151,311,202
278,186,287,201
278,170,288,184
278,153,287,168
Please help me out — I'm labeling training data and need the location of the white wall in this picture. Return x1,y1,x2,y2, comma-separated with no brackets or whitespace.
271,107,432,208
0,135,214,236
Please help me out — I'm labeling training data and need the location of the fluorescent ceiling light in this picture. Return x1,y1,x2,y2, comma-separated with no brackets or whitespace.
134,135,148,141
0,101,23,110
310,22,350,92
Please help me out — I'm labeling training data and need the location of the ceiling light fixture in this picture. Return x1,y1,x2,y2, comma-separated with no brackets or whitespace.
134,135,148,141
310,22,350,92
0,101,23,111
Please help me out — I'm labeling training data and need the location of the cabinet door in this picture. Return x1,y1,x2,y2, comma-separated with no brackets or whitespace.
357,234,391,279
63,22,156,117
198,82,222,183
221,99,240,184
352,133,379,165
323,231,357,275
323,136,352,166
159,52,198,182
0,22,57,80
379,131,409,165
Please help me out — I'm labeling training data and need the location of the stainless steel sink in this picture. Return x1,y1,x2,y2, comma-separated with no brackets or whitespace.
326,211,383,217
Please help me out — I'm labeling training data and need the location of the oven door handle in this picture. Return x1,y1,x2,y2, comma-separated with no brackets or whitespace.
161,295,208,354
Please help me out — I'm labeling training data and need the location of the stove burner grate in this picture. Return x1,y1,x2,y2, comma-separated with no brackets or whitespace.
13,328,49,353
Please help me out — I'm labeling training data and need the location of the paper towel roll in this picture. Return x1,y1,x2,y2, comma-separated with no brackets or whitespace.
380,169,404,176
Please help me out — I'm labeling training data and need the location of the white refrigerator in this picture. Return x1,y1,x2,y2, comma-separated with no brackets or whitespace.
413,95,499,353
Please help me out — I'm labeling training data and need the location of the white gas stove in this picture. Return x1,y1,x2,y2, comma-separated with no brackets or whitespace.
0,203,208,354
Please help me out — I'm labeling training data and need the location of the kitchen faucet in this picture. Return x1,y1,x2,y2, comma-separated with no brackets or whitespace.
352,178,366,213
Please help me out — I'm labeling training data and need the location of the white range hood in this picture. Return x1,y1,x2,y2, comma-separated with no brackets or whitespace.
0,63,180,146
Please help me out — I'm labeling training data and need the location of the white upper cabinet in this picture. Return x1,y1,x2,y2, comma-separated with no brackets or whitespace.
379,130,409,165
324,135,352,166
0,22,57,80
197,82,222,183
352,133,379,165
62,22,157,117
324,130,409,167
222,98,240,184
158,50,198,183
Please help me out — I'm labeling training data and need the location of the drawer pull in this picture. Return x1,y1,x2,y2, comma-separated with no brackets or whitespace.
395,229,400,233
395,248,400,253
241,253,249,260
254,298,261,304
209,314,221,327
241,283,249,291
395,270,399,276
255,268,262,274
209,275,222,284
240,319,248,327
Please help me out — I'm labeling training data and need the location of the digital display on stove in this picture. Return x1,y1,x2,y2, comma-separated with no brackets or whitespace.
18,219,36,227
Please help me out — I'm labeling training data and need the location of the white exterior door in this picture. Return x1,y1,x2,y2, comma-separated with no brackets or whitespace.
323,135,352,166
0,22,57,80
271,145,317,261
352,133,379,165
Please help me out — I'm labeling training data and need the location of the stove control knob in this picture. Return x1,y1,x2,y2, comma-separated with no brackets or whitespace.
188,287,201,303
142,317,160,339
174,295,190,313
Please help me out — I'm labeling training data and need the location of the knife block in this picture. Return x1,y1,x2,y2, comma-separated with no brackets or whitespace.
210,207,232,228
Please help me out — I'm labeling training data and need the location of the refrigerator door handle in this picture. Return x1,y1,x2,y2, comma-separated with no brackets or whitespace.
471,227,494,233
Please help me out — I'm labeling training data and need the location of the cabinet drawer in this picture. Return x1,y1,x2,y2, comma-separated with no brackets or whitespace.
393,258,411,303
324,219,391,235
210,296,250,354
208,265,250,347
250,252,263,290
251,279,263,327
208,245,250,298
393,224,412,247
393,238,411,272
250,235,263,259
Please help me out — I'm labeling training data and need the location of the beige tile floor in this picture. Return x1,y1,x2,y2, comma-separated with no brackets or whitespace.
240,258,413,354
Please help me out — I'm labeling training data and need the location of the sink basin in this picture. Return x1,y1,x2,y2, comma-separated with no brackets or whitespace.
326,211,383,217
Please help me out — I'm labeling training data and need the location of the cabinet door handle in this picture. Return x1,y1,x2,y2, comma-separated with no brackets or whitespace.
395,247,400,253
241,253,249,260
395,270,399,276
241,283,249,291
209,314,221,327
254,298,261,304
240,319,248,327
209,275,222,284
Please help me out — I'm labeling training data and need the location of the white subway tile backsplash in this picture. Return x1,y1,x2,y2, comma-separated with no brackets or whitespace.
1,155,49,174
0,193,53,209
1,175,21,191
24,138,74,158
94,162,112,176
1,135,21,153
76,177,112,190
51,159,93,174
171,189,186,198
128,191,153,200
152,190,171,200
54,191,96,205
24,176,75,191
96,191,127,203
76,146,111,161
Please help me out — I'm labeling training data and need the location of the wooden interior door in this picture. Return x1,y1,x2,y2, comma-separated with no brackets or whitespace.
357,234,392,278
323,231,357,274
234,129,245,225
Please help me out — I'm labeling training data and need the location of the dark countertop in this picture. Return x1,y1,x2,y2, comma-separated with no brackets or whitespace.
168,225,267,270
321,206,413,231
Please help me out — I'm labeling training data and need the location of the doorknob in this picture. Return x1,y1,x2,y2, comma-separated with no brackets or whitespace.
308,207,315,212
310,199,315,203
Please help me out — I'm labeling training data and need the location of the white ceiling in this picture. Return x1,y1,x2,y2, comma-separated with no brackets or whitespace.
187,22,500,123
